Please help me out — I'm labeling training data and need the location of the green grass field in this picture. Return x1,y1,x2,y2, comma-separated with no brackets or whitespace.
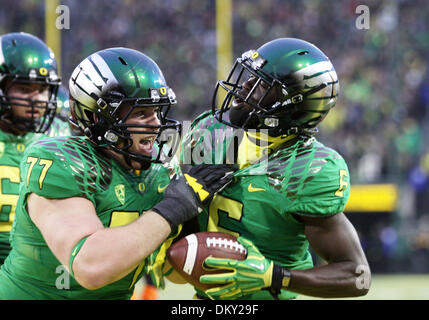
153,275,429,300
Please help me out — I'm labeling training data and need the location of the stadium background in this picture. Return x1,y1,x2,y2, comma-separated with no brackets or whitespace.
2,0,429,299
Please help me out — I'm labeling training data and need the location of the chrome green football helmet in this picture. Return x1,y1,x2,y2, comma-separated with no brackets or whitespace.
0,32,61,133
213,38,339,136
69,47,180,165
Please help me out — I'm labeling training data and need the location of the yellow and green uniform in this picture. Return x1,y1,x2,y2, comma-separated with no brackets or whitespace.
181,112,350,300
0,136,170,299
0,130,46,264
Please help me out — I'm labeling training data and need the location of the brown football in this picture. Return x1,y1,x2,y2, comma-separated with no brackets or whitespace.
166,232,247,291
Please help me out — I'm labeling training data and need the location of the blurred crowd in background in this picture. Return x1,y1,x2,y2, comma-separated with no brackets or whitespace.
1,0,429,273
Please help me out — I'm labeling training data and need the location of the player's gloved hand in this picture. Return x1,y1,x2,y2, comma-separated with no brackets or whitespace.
200,237,284,300
153,164,235,230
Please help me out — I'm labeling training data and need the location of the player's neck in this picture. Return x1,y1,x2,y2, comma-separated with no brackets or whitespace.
0,119,28,136
98,146,150,172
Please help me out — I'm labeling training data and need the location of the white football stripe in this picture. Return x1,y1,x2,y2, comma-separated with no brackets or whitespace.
183,234,198,275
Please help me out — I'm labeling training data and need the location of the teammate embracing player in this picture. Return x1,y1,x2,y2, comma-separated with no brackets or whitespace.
0,47,233,299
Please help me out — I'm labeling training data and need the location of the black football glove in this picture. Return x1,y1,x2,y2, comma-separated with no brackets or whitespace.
153,164,235,229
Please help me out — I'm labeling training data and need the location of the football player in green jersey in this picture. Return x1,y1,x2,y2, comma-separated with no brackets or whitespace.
180,38,370,300
0,47,234,299
0,32,61,265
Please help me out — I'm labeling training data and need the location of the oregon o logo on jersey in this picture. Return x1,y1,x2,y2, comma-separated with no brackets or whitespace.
16,144,25,153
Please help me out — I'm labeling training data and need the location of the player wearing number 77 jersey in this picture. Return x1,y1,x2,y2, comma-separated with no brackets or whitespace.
0,48,234,299
179,38,370,300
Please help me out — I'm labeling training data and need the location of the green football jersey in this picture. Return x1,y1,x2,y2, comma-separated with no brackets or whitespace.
0,130,46,264
181,113,350,300
0,136,170,299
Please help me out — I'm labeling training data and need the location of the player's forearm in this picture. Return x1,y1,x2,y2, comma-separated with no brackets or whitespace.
286,261,371,298
72,210,171,290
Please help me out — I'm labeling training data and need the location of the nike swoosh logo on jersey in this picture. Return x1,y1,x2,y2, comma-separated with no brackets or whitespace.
248,184,266,192
158,184,168,193
249,263,265,271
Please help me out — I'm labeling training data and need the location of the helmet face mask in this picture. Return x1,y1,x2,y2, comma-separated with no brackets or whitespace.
69,48,181,167
2,80,59,133
213,38,339,137
217,62,281,129
0,32,61,133
95,90,180,165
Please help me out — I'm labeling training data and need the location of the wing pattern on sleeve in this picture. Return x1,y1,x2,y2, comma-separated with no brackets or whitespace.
28,137,113,198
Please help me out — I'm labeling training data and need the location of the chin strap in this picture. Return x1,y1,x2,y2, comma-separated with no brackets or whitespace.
236,130,296,169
